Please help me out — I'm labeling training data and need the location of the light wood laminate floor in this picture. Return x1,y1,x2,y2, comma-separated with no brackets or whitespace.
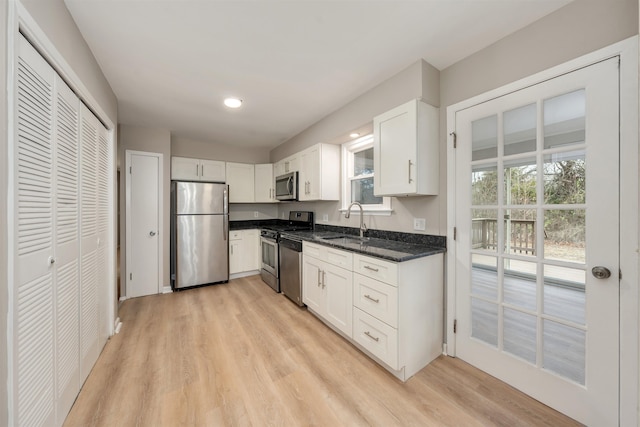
64,275,580,426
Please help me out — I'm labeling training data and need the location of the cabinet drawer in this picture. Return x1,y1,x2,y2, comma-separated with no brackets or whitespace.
325,247,352,269
303,241,352,269
229,230,243,240
353,308,398,369
353,254,397,286
353,273,398,328
303,241,323,258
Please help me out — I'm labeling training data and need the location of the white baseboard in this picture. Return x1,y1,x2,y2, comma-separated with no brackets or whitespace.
114,317,122,334
162,285,173,294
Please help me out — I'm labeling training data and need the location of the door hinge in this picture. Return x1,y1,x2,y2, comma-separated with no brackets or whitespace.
129,273,132,280
619,269,622,280
453,227,457,241
129,166,132,174
450,131,457,148
453,319,457,334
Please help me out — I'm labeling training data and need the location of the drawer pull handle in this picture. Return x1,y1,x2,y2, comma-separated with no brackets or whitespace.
364,265,379,272
364,294,379,303
364,331,379,342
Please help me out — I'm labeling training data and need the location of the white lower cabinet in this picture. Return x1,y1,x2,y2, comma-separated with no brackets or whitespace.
302,242,353,338
303,241,444,382
229,229,260,275
353,308,398,369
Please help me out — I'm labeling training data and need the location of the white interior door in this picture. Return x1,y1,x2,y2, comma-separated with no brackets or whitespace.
126,151,161,298
453,58,619,425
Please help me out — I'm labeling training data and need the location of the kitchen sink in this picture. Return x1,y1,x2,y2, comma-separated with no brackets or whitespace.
320,235,370,245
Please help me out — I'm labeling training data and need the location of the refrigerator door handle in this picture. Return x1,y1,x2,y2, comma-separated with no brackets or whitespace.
223,186,229,215
223,218,227,241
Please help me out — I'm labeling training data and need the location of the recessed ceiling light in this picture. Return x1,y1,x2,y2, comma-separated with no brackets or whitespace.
349,132,360,138
224,97,243,108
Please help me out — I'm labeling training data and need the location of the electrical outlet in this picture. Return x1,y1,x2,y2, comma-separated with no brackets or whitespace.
254,211,259,218
413,218,426,231
281,212,286,219
322,214,329,222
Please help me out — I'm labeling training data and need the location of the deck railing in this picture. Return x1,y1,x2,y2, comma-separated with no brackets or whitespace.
472,218,536,255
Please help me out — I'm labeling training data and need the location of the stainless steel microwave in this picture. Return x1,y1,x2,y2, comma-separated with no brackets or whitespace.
275,171,298,201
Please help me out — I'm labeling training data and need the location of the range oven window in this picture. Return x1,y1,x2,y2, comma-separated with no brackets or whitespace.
261,237,278,276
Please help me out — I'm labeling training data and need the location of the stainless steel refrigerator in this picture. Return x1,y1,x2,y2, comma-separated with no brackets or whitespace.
171,181,229,289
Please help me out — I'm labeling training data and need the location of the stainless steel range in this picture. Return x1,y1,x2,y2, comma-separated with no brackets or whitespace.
260,211,314,293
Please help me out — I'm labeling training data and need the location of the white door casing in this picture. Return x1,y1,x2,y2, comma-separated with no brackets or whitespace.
448,48,637,424
125,150,163,298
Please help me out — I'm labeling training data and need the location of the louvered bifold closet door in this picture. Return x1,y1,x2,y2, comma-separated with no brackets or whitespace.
97,124,111,343
79,104,101,381
53,78,81,424
14,35,56,427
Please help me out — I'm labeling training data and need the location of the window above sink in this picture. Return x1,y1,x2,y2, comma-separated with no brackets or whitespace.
341,134,392,215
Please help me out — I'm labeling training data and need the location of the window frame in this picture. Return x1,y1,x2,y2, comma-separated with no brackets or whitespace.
340,134,392,215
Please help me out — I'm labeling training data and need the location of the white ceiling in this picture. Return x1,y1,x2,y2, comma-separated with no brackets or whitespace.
64,0,571,150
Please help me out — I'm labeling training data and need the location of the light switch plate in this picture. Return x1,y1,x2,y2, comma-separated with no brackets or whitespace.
254,211,259,218
413,218,426,231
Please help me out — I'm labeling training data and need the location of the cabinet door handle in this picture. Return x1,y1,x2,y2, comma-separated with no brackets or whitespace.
317,269,322,287
364,294,379,303
364,331,379,342
364,265,379,272
408,160,413,183
196,164,199,176
201,164,204,176
322,270,326,288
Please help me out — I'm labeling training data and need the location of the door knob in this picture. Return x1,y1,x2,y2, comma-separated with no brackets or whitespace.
591,266,611,279
149,231,157,237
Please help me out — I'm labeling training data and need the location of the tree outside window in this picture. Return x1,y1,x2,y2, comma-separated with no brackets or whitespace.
342,135,391,213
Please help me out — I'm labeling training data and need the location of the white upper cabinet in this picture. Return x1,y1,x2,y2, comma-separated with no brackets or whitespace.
373,99,439,196
171,156,225,182
254,163,278,203
200,159,226,182
274,154,299,177
226,162,255,203
299,143,340,201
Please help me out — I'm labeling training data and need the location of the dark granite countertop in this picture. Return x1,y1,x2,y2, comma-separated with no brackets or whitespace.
229,220,446,262
280,230,445,262
229,219,280,230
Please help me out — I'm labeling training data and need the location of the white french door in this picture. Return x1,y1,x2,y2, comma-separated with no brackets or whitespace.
453,58,619,425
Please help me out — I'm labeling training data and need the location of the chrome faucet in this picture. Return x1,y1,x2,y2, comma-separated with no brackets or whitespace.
345,202,367,238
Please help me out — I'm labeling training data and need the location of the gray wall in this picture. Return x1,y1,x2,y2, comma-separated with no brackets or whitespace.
270,59,439,161
271,59,442,235
20,0,117,122
172,136,271,164
270,0,638,237
438,0,638,231
0,0,8,423
118,125,172,294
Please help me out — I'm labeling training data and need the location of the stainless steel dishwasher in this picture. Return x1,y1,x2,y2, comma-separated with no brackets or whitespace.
279,235,304,306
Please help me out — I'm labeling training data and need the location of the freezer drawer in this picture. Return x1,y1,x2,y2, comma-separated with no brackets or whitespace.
175,214,228,288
